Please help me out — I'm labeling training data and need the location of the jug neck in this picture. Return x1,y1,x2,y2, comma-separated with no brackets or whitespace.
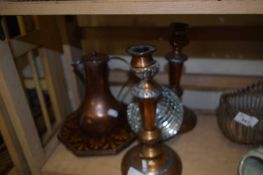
84,61,111,94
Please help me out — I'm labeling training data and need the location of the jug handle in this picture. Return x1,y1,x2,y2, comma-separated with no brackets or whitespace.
72,56,133,101
72,60,86,83
109,56,133,101
109,56,131,69
72,56,130,83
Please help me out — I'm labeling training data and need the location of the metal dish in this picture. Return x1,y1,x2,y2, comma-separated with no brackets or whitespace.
217,81,263,144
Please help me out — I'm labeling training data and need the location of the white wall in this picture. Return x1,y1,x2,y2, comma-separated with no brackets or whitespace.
23,54,263,111
109,55,263,111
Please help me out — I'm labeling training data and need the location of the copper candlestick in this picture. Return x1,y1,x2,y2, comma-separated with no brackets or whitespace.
166,23,197,134
121,45,182,175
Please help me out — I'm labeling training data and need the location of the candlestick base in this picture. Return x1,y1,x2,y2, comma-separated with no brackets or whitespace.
179,106,197,134
121,145,182,175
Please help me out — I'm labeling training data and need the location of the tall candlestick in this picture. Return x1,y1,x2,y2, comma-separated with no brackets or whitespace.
166,23,197,134
121,45,182,175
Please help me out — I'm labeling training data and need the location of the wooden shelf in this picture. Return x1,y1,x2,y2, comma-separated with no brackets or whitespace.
42,113,254,175
0,0,263,15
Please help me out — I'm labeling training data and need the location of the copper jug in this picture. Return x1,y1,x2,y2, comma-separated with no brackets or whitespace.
73,52,124,137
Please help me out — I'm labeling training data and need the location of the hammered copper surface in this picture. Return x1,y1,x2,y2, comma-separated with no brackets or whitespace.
77,52,122,136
